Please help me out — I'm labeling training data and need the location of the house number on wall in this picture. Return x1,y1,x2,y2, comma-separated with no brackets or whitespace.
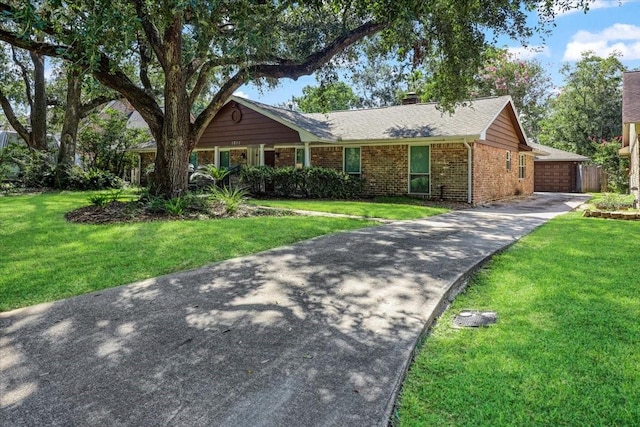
231,141,241,146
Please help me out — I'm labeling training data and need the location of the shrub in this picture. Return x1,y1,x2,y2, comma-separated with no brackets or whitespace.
88,193,110,208
212,186,248,214
240,166,363,199
190,164,229,188
164,196,187,216
594,193,635,211
65,166,123,190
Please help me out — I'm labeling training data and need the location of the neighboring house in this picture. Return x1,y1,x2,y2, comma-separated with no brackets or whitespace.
622,71,640,205
529,142,590,192
132,95,536,204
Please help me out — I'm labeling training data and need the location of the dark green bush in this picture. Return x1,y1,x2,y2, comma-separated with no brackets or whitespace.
240,166,363,199
64,166,123,190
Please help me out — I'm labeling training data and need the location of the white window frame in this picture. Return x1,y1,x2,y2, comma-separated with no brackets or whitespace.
506,150,511,171
408,144,431,195
518,153,526,179
343,146,362,176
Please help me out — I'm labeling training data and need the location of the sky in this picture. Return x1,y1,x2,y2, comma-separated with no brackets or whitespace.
234,0,640,106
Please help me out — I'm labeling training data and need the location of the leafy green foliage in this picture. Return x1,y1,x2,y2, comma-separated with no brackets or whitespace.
592,192,635,211
240,166,363,199
292,82,360,113
78,109,148,177
190,164,229,188
163,196,187,216
211,186,249,214
538,52,625,156
591,137,629,193
87,193,110,208
471,48,552,138
64,166,123,190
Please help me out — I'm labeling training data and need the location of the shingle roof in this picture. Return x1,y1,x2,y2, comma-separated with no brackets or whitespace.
235,96,514,142
623,71,640,123
529,142,590,162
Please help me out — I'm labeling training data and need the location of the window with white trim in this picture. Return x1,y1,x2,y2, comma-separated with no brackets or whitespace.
409,145,430,194
344,147,361,176
506,150,511,171
518,153,526,179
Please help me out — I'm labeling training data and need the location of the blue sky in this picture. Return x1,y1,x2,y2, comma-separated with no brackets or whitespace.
235,1,640,106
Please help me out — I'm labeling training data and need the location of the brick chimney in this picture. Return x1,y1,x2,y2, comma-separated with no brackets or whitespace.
402,92,419,105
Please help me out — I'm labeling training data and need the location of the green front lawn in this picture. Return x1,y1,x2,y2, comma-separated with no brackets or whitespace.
248,198,449,220
397,213,640,426
0,192,375,311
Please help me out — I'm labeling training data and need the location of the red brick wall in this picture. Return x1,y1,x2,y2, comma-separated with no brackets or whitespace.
311,146,343,170
230,149,247,167
430,143,469,201
274,148,295,168
472,142,534,204
361,145,408,196
196,150,214,165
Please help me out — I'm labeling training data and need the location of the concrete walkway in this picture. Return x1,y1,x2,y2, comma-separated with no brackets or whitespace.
0,193,589,426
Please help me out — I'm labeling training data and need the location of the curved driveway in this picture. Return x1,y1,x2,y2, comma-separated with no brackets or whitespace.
1,193,589,426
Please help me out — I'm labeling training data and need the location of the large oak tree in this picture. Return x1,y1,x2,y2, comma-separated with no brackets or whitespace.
0,0,590,198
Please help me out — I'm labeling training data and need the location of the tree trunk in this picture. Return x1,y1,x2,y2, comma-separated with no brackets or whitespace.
29,51,48,151
55,68,82,187
149,15,193,199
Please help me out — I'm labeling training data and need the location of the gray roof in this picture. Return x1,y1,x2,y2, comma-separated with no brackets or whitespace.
529,142,590,162
623,71,640,123
236,95,514,142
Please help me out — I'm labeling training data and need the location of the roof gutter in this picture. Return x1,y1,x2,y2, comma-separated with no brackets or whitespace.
463,138,472,204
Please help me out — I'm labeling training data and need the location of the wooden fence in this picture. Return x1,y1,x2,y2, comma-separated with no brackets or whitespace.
578,164,607,192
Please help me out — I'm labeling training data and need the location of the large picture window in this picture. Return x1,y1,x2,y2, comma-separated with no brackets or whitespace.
344,147,361,176
519,154,526,179
409,145,430,194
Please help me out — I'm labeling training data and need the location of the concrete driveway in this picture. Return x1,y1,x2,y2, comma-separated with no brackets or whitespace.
1,193,589,426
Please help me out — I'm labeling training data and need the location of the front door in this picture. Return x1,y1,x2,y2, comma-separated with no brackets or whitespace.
264,150,276,192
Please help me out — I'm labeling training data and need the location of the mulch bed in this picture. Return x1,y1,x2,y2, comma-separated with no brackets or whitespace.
65,201,288,224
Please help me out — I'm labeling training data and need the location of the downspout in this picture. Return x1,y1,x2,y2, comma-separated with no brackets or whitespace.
463,139,472,204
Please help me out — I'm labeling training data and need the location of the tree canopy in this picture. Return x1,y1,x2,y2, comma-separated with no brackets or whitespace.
537,52,625,156
292,82,360,113
0,0,592,197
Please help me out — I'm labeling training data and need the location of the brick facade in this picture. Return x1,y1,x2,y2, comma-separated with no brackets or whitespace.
361,145,408,196
196,150,215,165
311,146,343,170
430,143,469,201
472,142,534,204
274,148,295,168
230,149,247,167
139,152,155,186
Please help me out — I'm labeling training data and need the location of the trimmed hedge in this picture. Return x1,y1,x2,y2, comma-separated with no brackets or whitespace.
240,166,363,199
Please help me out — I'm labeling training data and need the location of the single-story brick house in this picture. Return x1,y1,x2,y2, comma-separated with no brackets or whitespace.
622,71,640,205
529,142,590,192
132,95,536,204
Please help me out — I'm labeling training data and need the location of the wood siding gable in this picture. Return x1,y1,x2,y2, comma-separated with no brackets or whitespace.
481,103,526,151
198,102,302,148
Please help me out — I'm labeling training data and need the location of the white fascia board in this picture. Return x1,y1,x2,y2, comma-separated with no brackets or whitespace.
330,135,480,146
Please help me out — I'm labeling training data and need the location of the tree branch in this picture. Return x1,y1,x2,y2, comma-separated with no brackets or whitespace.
79,95,115,118
192,20,384,142
0,28,164,138
130,0,166,66
10,46,34,110
0,90,31,147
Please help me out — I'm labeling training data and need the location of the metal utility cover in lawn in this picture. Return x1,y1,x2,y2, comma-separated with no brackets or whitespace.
454,310,498,328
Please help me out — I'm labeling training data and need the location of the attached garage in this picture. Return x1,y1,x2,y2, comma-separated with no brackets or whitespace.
530,142,590,193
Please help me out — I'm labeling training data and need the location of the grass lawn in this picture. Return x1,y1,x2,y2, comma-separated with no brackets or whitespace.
248,198,450,220
0,191,375,311
397,213,640,426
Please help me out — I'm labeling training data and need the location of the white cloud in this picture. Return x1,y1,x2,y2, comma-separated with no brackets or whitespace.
552,0,626,17
233,90,250,99
507,45,551,60
563,23,640,60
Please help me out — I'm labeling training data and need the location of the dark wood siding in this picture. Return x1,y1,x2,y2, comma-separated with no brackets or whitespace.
197,102,301,148
534,161,578,192
484,108,520,151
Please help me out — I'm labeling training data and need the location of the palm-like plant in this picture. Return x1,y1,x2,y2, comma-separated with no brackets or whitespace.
190,164,229,188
